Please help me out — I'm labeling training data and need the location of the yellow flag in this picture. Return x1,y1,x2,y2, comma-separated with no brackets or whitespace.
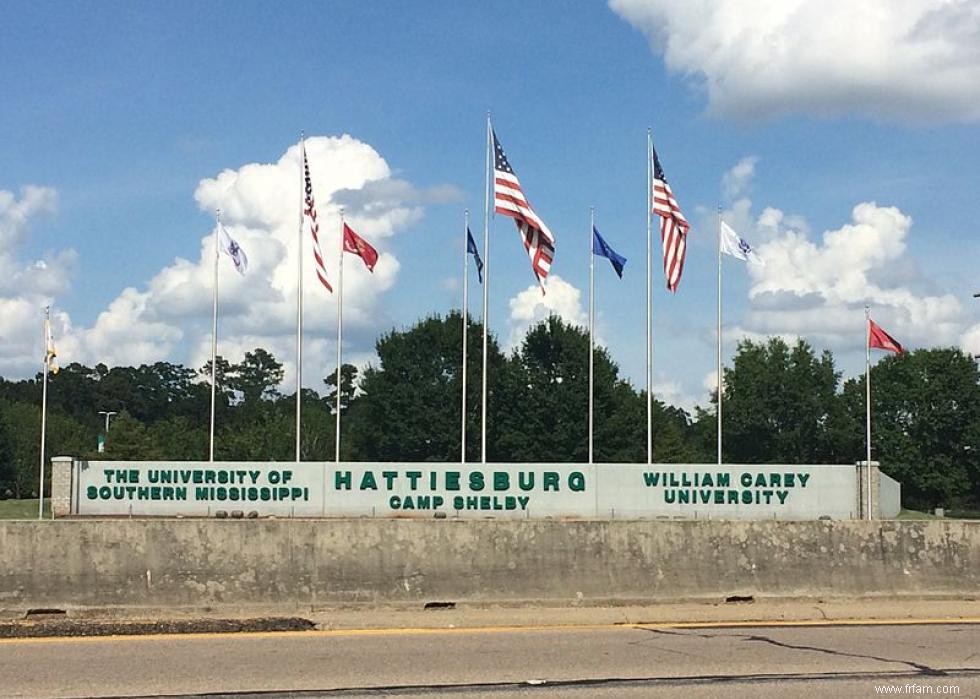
45,319,59,375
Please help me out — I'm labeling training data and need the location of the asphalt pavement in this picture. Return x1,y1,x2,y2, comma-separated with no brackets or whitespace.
1,621,978,698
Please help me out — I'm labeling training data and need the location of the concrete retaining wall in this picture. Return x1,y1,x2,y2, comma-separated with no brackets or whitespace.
1,520,976,613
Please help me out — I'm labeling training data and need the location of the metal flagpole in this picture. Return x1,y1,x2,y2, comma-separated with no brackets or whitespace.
646,129,653,465
717,206,723,469
335,209,345,463
589,207,595,465
38,307,50,520
481,113,491,464
461,209,469,464
295,133,305,463
865,305,873,520
209,210,220,462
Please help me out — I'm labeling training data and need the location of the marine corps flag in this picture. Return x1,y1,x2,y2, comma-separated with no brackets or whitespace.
342,224,378,272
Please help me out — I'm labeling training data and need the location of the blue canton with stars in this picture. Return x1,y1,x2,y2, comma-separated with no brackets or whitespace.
492,130,516,175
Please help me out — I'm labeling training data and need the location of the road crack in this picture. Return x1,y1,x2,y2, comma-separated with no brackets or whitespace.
635,627,947,676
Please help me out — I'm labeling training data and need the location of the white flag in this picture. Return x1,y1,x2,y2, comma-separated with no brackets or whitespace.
218,224,248,274
720,221,763,265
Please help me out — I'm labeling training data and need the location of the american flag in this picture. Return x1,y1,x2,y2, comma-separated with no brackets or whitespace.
651,142,690,293
492,128,555,289
303,144,332,293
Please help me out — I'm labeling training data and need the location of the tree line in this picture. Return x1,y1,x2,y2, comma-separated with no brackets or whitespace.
0,311,977,511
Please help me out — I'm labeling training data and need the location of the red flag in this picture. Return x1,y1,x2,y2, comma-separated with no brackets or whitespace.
343,224,378,272
869,318,904,354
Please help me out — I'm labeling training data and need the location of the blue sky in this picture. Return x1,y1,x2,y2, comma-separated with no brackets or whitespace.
2,0,979,410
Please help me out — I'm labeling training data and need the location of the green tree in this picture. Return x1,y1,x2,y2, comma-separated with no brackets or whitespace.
840,348,980,509
494,316,697,463
0,403,14,494
716,337,843,464
104,411,158,460
324,363,359,413
348,312,507,462
0,399,90,497
228,348,284,403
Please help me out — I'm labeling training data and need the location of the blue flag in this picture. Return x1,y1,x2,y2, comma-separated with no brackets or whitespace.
592,226,626,278
466,227,484,284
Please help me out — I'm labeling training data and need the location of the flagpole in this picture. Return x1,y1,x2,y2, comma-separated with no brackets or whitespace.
717,206,723,469
646,129,653,465
589,207,595,465
481,113,491,465
295,133,305,463
209,210,220,462
335,209,346,463
865,305,873,520
38,307,50,520
461,209,470,464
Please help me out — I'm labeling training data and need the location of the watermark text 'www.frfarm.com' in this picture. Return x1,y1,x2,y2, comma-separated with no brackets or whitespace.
874,684,961,695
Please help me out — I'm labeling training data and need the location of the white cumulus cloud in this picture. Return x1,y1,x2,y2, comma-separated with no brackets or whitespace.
610,0,980,122
507,274,590,350
0,186,78,377
48,135,445,389
716,160,968,353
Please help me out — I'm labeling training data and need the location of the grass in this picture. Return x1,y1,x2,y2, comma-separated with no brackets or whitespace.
0,499,50,519
895,508,937,520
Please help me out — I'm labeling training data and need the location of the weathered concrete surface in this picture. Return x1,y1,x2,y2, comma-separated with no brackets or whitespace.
0,519,977,613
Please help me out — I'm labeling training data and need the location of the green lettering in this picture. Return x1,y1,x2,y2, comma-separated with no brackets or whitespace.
446,471,460,490
543,472,560,491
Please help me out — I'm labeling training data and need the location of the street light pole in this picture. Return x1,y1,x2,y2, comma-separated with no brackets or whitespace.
974,294,979,362
98,411,117,434
97,411,117,453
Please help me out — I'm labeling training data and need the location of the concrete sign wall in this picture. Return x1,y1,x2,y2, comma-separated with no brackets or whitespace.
69,460,863,520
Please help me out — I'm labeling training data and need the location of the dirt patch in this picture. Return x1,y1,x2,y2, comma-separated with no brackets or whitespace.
0,616,315,638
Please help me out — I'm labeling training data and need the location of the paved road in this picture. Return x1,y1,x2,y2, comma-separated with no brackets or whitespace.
1,622,977,698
